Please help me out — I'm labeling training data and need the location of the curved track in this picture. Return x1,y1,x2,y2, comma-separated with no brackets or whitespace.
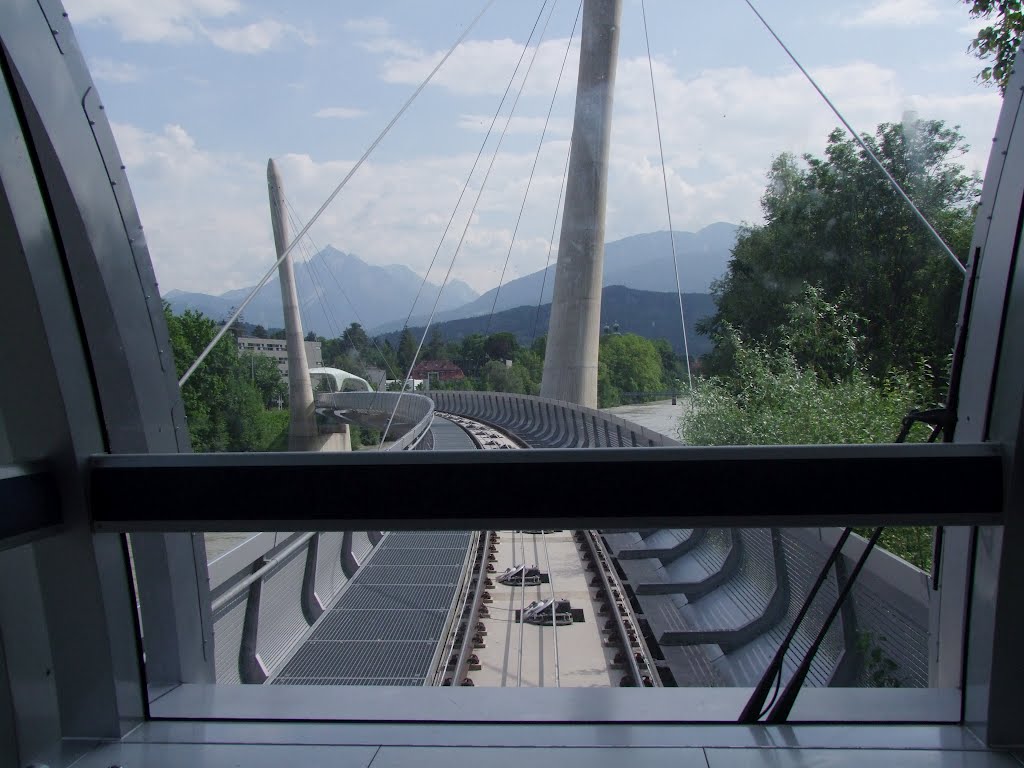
431,414,660,688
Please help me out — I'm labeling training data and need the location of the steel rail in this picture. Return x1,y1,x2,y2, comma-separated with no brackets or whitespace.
588,530,662,686
429,530,482,685
579,529,644,687
449,531,493,686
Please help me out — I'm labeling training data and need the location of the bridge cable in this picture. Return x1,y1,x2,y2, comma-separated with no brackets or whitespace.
517,530,528,687
399,0,554,338
641,0,693,391
741,0,966,276
485,0,582,338
283,206,345,341
282,196,404,385
379,0,560,448
531,138,572,345
178,0,499,388
540,531,560,687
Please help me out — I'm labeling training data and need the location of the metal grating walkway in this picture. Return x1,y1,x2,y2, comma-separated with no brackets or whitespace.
272,531,473,686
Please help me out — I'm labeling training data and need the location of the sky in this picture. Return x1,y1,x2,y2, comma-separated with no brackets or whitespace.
64,0,1003,298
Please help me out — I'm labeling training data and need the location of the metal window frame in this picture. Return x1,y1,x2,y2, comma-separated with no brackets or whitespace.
2,0,1024,761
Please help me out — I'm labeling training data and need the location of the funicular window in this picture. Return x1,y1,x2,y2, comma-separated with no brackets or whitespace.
42,0,1014,731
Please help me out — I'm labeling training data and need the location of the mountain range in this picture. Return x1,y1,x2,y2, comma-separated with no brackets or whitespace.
380,285,718,359
371,222,737,334
164,246,479,333
163,223,738,337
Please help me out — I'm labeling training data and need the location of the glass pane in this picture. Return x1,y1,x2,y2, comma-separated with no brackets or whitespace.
67,0,999,454
129,524,956,707
73,0,988,722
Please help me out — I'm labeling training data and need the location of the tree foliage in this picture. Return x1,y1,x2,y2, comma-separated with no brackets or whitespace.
682,289,938,570
702,119,978,386
598,333,666,407
165,303,287,452
965,0,1024,93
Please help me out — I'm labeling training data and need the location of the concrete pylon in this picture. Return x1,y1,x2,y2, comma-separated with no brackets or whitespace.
267,159,320,452
540,0,623,408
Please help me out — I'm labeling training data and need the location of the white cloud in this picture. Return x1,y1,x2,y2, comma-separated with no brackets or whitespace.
842,0,943,27
65,0,239,43
114,48,1001,298
90,57,144,83
112,122,270,294
66,0,312,53
314,107,368,120
375,36,582,97
204,20,315,53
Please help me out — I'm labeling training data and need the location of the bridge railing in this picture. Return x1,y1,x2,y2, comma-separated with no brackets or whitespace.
427,391,681,448
208,529,381,684
208,393,433,683
317,390,435,451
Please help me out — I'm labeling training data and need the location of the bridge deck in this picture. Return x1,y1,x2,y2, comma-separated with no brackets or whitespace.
271,531,473,686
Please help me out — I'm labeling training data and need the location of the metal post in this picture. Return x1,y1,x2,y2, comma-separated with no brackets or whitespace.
541,0,623,407
267,159,319,452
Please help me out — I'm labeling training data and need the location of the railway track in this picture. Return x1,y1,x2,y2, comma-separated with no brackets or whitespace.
430,414,660,688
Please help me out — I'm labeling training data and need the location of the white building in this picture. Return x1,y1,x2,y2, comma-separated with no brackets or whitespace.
236,336,323,380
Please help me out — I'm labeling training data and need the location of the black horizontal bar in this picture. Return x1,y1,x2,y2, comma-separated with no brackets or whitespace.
87,444,1004,532
0,463,62,547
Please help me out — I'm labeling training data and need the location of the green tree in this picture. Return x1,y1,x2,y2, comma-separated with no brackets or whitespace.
455,334,488,378
164,303,291,452
342,322,370,355
703,119,978,386
484,332,518,361
423,328,447,361
681,291,937,570
597,333,664,407
480,360,535,395
239,351,287,407
397,327,417,372
251,324,268,339
965,0,1024,92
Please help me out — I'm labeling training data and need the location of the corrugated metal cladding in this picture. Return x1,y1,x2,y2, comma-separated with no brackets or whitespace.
315,533,348,607
213,592,247,684
273,531,473,686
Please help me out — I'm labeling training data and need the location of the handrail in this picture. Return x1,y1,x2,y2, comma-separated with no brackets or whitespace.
211,532,316,612
317,391,434,452
427,391,681,447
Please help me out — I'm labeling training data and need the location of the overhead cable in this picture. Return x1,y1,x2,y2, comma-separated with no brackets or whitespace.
380,0,559,448
178,0,499,388
742,0,966,276
485,0,582,336
399,0,554,335
641,0,693,390
531,139,572,345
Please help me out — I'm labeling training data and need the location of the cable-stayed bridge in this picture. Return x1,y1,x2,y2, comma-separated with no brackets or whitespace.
195,0,943,711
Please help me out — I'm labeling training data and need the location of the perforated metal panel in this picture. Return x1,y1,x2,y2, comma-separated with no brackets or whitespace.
257,551,311,673
352,532,372,563
314,532,348,608
212,593,246,684
273,531,473,685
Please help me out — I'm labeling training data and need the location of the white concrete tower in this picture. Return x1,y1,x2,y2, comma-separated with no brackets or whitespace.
540,0,623,408
267,159,319,451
